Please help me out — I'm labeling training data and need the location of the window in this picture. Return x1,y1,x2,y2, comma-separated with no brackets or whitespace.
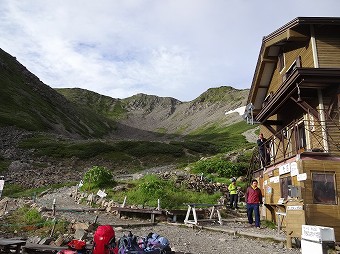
278,52,285,72
297,122,306,151
312,172,337,204
280,176,292,199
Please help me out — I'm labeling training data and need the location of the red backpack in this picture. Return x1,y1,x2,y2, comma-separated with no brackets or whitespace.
93,225,118,254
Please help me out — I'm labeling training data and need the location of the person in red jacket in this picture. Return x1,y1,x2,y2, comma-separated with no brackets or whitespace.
245,179,263,229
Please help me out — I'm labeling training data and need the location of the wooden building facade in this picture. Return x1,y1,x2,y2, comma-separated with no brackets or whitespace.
245,17,340,242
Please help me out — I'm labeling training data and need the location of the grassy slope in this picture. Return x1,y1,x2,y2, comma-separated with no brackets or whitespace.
0,49,115,137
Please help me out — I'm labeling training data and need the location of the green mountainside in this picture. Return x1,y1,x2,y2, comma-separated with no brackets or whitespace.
0,48,115,138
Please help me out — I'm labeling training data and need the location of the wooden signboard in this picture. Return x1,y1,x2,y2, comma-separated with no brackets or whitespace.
285,200,305,238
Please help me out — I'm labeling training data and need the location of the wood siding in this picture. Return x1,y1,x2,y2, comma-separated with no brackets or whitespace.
267,39,313,97
302,159,340,240
263,158,340,240
316,26,340,67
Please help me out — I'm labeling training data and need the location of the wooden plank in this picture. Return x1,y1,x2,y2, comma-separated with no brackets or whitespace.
0,238,26,254
109,207,162,214
22,243,67,253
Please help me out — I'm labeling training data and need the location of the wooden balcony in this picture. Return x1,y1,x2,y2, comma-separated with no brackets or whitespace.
247,116,340,180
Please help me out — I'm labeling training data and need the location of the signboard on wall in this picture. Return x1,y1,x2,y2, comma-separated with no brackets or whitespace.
279,163,291,175
297,173,307,181
270,176,280,183
290,162,299,176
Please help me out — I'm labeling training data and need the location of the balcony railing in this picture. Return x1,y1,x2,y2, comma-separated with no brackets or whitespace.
247,115,340,181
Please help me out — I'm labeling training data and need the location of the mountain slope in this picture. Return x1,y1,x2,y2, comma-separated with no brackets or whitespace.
0,48,115,138
57,86,249,137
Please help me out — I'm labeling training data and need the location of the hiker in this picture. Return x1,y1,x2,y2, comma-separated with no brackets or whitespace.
245,179,263,229
257,133,269,167
228,178,238,209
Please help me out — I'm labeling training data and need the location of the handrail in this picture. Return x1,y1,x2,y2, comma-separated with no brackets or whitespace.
247,111,340,180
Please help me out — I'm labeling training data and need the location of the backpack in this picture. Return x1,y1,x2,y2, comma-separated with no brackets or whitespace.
118,232,171,254
143,233,171,253
118,231,144,254
93,225,118,254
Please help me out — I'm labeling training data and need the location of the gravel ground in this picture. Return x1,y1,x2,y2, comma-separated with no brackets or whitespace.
33,187,301,254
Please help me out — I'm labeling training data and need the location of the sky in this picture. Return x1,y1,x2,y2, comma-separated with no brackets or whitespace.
0,1,339,101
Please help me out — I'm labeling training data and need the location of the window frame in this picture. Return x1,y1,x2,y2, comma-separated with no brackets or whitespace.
280,176,292,199
312,172,337,205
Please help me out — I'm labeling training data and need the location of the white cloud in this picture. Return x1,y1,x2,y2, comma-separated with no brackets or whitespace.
0,0,340,101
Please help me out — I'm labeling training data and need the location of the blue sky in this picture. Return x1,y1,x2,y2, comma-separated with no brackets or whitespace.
0,0,339,101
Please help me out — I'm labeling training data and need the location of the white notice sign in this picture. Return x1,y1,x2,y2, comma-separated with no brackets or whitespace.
287,205,303,210
279,163,291,175
270,176,280,183
290,162,299,176
96,189,107,198
297,173,307,181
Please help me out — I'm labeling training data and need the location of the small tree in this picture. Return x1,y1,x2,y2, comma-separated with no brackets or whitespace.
81,166,115,191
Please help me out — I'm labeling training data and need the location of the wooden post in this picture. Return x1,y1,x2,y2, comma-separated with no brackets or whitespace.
74,186,78,201
4,200,8,214
50,218,57,238
157,199,160,210
93,215,99,224
52,199,56,217
286,236,292,249
122,196,127,208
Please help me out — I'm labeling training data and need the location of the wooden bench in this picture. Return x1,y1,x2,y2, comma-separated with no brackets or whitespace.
0,238,26,254
184,203,224,226
110,207,162,223
165,209,206,223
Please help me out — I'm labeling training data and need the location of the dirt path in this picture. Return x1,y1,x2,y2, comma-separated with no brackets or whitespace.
34,187,300,254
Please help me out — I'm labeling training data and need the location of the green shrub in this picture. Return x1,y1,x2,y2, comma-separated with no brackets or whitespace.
190,158,247,178
82,166,115,190
115,175,221,209
24,208,44,225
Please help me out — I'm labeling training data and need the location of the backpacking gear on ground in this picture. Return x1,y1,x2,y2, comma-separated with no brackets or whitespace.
93,225,118,254
118,231,144,254
143,232,171,253
57,239,87,254
118,232,171,254
68,240,86,250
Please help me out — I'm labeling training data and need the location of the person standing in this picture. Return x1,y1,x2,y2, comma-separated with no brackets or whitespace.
228,178,238,209
245,179,263,229
257,133,269,167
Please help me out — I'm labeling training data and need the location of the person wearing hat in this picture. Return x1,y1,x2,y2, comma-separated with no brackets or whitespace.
228,178,239,209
